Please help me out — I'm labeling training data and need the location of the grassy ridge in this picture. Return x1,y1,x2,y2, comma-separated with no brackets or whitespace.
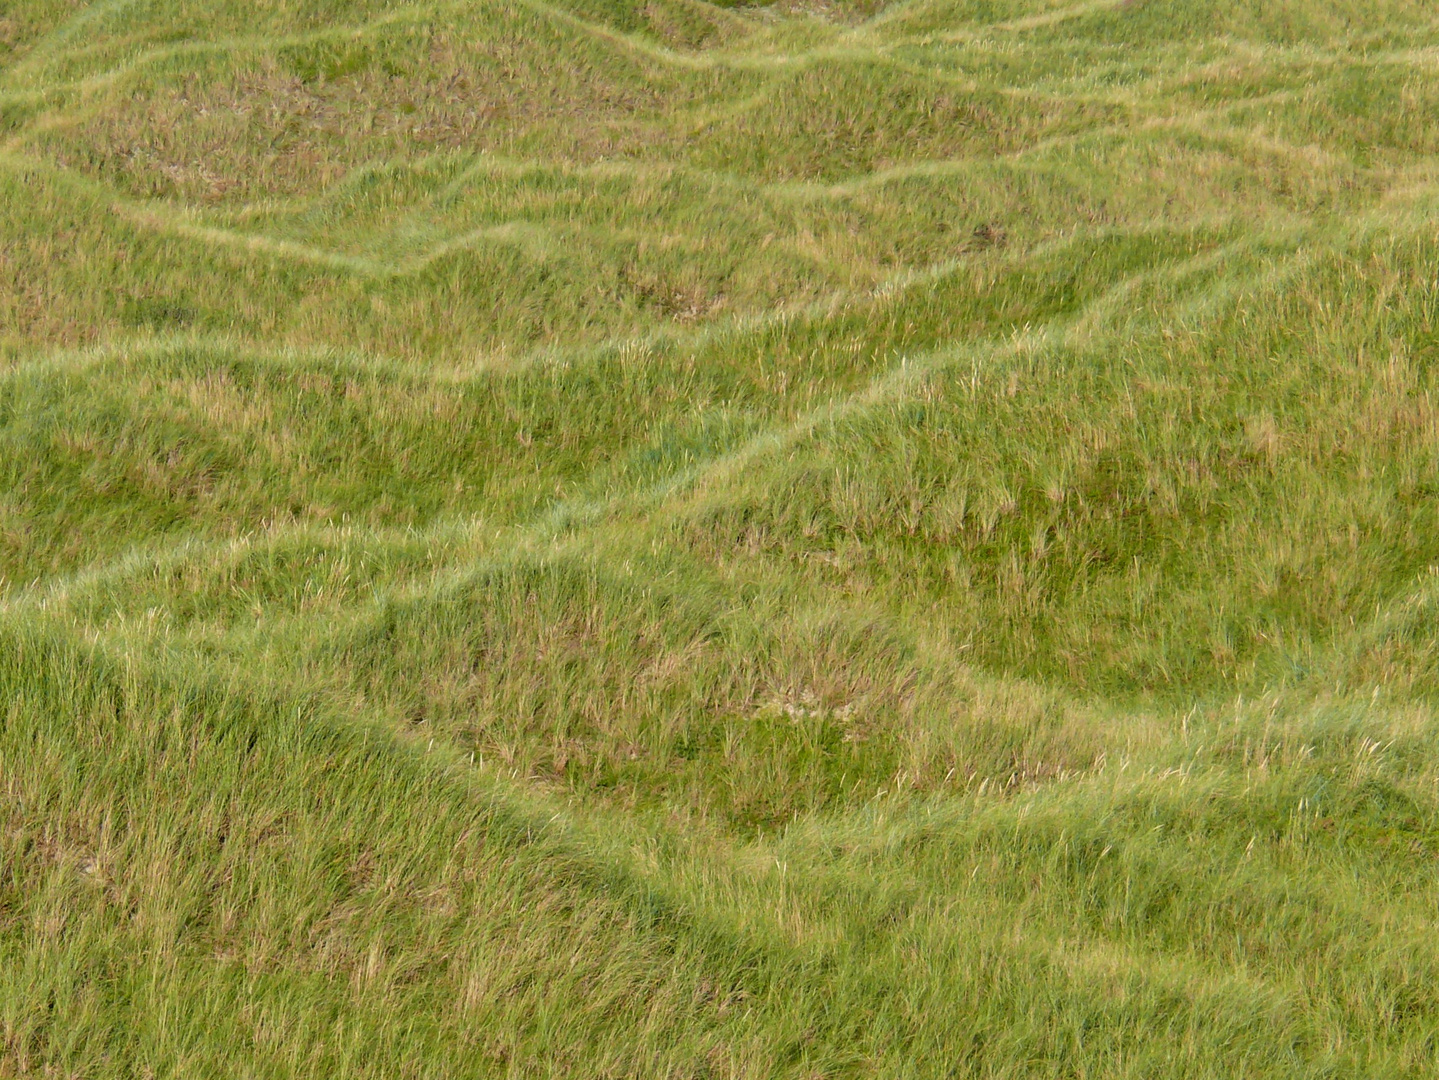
5,0,1439,1075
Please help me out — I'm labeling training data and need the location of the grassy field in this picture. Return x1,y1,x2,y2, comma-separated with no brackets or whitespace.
5,0,1439,1074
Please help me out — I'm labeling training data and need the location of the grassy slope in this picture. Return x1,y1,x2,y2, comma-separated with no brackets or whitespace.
5,0,1439,1075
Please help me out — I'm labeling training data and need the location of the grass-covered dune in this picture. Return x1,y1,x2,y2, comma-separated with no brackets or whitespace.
6,0,1439,1074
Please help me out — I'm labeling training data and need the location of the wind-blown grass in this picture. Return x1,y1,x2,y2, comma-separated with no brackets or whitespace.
5,0,1439,1075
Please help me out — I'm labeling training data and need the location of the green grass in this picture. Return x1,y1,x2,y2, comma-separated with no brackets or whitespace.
5,0,1439,1075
